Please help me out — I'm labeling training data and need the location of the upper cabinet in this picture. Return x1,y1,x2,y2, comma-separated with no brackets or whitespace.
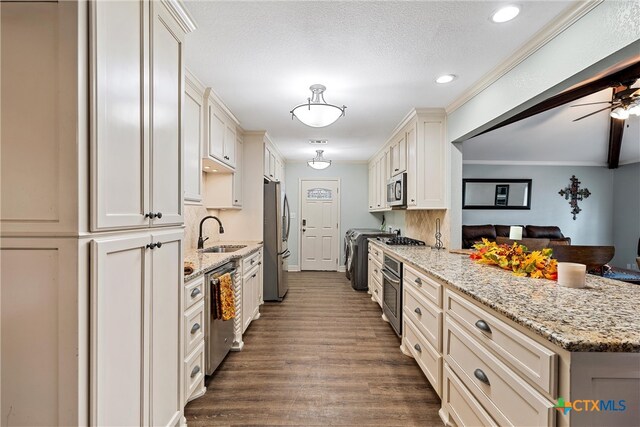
263,138,285,183
203,89,239,171
91,0,186,230
369,109,448,212
184,70,205,203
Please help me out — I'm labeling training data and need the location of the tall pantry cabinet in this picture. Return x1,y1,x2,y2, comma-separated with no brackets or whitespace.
0,1,196,426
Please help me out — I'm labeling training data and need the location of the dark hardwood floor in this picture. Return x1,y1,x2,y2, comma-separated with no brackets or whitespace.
185,271,442,426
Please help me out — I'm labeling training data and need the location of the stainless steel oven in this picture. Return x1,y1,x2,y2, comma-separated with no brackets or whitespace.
382,254,402,337
387,172,406,207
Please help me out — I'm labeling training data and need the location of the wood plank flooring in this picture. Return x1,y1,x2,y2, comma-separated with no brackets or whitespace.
185,271,442,426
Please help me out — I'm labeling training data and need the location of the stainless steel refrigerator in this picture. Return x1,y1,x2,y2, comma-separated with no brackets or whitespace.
263,181,290,301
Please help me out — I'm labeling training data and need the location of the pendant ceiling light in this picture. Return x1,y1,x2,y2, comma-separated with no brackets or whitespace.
290,84,346,128
307,150,332,170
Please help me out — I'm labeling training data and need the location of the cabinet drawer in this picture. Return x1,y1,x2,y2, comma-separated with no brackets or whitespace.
368,243,384,265
184,302,205,356
184,276,205,310
242,249,261,271
404,264,442,307
445,290,557,395
375,280,383,308
184,342,205,400
403,285,442,351
443,363,497,427
370,257,383,284
445,317,555,427
403,318,442,397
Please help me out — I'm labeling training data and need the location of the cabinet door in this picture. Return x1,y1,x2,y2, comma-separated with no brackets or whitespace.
373,159,381,209
241,274,251,333
368,164,375,210
232,136,243,206
398,134,407,173
91,234,151,426
151,4,184,227
91,0,149,230
417,118,446,208
390,139,400,175
263,145,271,179
149,230,183,427
269,151,276,180
223,124,236,167
208,104,225,161
406,124,417,206
184,80,203,203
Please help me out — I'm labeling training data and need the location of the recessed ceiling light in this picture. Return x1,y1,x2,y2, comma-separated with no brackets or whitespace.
204,166,210,169
212,169,218,172
436,74,456,84
491,5,520,23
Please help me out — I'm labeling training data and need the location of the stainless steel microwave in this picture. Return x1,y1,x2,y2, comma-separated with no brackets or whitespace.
387,173,406,207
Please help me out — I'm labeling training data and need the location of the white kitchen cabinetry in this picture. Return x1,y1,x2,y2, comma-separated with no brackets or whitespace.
368,109,448,211
184,70,205,203
183,276,206,403
241,249,263,334
368,149,390,212
203,89,239,171
389,133,407,175
91,0,185,230
91,230,183,427
233,134,244,207
1,1,194,425
263,138,285,183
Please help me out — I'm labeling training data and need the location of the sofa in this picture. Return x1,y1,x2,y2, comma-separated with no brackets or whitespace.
462,224,571,249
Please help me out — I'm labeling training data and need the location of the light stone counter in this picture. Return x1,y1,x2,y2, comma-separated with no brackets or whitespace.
369,239,640,352
184,241,263,282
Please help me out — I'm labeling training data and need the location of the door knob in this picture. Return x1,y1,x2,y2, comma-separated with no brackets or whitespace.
302,228,306,232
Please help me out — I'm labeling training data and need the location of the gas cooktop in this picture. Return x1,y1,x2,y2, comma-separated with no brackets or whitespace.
378,236,427,246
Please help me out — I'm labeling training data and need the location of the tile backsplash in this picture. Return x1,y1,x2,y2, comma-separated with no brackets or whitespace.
405,209,450,249
184,204,221,249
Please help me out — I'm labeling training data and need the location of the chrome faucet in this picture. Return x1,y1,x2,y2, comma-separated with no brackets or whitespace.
198,216,225,249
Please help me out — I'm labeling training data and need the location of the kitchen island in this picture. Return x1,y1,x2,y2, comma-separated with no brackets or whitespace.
368,239,640,427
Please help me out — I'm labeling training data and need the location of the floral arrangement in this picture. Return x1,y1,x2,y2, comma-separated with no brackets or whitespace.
469,238,558,280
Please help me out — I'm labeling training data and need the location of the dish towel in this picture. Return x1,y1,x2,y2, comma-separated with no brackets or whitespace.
218,273,236,321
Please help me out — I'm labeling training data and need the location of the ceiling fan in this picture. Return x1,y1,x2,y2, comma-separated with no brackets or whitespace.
571,79,640,122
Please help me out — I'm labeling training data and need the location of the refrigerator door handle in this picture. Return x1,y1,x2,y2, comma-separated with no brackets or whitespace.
283,194,291,242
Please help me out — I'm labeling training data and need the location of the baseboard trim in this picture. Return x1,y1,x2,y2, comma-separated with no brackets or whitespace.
287,265,300,272
337,265,346,272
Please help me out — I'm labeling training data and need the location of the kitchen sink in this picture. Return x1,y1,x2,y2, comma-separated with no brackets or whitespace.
201,245,247,253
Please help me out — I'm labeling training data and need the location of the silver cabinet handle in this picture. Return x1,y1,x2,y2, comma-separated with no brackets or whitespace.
414,307,422,315
191,366,201,378
374,289,378,294
191,288,201,298
474,368,490,385
190,323,201,334
475,320,492,334
414,277,422,286
251,259,255,264
414,343,422,353
252,273,257,278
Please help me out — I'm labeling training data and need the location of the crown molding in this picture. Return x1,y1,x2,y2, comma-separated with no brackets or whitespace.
446,0,603,115
204,87,241,127
463,160,608,167
162,0,197,33
184,68,206,95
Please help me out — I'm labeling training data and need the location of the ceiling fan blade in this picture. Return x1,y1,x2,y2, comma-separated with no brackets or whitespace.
570,101,614,107
572,105,618,122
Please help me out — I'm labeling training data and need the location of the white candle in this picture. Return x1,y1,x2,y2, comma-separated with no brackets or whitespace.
557,262,587,288
509,226,523,240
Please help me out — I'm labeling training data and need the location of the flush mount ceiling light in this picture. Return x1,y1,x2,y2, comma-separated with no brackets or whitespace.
436,74,457,84
309,139,328,145
290,84,346,128
307,149,332,170
491,5,520,23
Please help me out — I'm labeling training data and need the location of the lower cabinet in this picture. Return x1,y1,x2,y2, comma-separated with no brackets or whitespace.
91,230,183,426
241,249,263,334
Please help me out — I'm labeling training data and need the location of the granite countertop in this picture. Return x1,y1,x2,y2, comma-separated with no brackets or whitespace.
369,239,640,353
184,241,263,282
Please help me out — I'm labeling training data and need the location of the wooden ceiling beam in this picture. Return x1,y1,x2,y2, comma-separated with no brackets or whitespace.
477,60,640,136
607,116,625,169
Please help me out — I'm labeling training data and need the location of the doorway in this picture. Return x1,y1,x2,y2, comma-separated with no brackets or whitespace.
299,179,340,271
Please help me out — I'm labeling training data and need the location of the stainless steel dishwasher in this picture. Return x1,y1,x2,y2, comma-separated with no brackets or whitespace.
204,261,238,375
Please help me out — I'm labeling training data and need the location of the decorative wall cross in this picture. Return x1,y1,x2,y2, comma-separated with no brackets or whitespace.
558,175,591,220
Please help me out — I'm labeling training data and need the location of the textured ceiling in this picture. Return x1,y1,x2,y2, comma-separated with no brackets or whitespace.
463,88,640,165
184,0,575,161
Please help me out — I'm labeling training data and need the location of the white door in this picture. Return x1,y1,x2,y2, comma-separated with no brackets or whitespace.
92,0,149,230
91,234,151,426
149,230,183,427
151,3,184,226
300,179,340,271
